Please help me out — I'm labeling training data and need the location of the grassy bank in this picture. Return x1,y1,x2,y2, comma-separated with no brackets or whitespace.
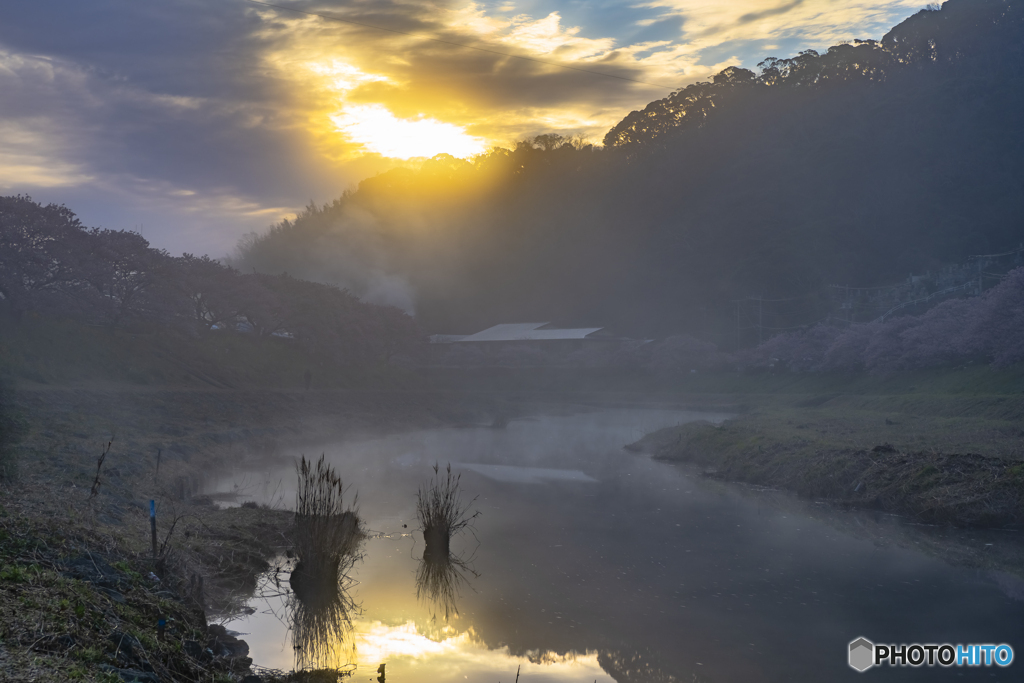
0,497,298,682
626,367,1024,528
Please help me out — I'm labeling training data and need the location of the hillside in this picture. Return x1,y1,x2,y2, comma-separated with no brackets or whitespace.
234,0,1024,344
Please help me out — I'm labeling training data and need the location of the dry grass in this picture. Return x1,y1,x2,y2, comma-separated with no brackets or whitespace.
289,455,362,673
416,463,478,545
292,455,360,589
414,463,479,621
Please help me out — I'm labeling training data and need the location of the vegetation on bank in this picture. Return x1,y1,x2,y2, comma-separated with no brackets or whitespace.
0,497,304,682
0,195,422,373
626,366,1024,528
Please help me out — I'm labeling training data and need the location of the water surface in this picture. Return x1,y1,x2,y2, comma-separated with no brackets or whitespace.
210,408,1023,682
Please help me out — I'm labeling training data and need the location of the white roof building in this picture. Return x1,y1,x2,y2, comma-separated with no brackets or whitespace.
431,323,604,343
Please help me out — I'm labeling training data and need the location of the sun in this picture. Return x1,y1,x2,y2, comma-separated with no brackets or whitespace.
330,105,488,160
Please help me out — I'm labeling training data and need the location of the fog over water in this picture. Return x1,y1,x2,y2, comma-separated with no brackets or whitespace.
207,408,1024,682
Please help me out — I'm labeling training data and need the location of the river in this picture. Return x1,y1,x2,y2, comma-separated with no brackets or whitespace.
207,407,1023,681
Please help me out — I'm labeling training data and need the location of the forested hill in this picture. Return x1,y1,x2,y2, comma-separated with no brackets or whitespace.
235,0,1024,344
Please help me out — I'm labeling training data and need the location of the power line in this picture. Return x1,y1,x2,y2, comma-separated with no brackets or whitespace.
244,0,674,90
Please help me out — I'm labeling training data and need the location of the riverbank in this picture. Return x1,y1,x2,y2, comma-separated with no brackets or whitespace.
3,364,1023,679
626,391,1024,528
0,384,514,682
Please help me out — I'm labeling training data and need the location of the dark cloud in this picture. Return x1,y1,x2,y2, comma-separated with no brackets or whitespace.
738,0,805,25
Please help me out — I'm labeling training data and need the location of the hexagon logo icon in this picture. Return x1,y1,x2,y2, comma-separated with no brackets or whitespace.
849,637,874,672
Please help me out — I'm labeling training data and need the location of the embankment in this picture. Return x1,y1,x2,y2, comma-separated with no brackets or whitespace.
627,389,1024,528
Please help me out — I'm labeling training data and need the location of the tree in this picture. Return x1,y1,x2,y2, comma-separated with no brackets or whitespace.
0,195,89,319
82,229,170,327
168,254,242,332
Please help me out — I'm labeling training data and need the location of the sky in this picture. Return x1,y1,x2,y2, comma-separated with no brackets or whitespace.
0,0,928,257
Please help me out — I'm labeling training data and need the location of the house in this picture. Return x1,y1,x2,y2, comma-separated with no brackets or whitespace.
428,322,624,365
431,322,603,346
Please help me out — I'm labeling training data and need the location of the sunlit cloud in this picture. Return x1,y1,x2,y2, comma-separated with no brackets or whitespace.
0,121,94,188
502,11,615,58
251,0,928,163
330,105,488,160
307,59,391,92
0,0,931,255
350,620,616,682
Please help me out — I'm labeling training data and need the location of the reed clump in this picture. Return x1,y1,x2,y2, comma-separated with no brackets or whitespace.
290,455,361,602
289,455,362,671
416,463,478,560
415,463,479,619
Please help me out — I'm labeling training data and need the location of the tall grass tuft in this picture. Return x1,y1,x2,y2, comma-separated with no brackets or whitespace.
292,455,360,586
415,463,479,619
416,463,478,557
289,455,361,671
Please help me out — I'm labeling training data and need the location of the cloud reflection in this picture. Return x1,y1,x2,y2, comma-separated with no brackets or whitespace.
353,620,615,683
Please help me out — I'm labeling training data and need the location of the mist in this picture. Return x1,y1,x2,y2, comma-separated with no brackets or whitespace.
2,2,1024,682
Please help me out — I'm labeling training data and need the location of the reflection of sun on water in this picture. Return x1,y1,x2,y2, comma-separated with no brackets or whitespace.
330,105,487,160
349,620,614,682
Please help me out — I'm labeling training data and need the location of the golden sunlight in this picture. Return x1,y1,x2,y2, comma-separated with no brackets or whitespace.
329,104,488,160
351,620,616,682
307,59,390,92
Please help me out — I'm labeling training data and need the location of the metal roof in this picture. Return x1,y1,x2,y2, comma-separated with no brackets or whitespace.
428,334,469,343
456,323,603,342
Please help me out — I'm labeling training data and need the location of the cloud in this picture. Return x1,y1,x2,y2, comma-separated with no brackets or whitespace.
739,0,806,25
0,0,927,260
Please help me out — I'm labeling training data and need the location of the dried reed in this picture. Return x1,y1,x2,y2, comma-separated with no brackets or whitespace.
416,463,478,548
290,455,362,671
292,454,360,586
89,441,112,497
415,463,479,620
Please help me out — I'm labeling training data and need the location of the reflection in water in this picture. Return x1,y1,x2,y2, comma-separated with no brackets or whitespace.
290,455,363,671
415,464,479,620
352,621,614,682
415,545,478,621
289,558,360,672
220,410,1024,682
